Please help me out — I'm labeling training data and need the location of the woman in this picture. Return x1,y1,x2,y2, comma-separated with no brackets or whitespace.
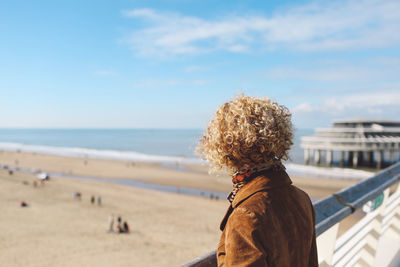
197,95,318,266
123,221,130,233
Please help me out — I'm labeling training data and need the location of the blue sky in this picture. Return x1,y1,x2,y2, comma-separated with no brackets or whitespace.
1,0,399,129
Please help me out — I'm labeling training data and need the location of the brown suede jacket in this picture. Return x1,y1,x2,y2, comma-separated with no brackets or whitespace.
217,169,318,267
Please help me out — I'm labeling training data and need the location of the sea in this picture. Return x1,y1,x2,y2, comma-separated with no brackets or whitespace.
0,128,373,179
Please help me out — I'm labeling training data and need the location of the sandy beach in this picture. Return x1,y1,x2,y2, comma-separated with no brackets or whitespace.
0,150,361,266
0,168,228,266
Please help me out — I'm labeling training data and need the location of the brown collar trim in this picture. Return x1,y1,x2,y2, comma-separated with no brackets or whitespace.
219,169,292,231
231,169,292,208
220,205,233,231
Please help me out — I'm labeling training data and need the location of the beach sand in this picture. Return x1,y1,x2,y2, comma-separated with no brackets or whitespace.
0,169,227,266
0,150,362,266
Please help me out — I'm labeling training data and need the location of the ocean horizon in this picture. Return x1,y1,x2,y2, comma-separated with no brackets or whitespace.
0,128,312,163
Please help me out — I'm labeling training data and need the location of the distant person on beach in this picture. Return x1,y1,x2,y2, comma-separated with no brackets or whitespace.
117,216,123,233
109,214,114,232
20,201,28,207
197,95,318,266
73,192,81,200
97,195,101,206
90,195,95,204
123,222,129,233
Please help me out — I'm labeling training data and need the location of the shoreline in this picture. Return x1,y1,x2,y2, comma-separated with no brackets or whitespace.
3,165,229,200
0,150,360,199
0,142,375,180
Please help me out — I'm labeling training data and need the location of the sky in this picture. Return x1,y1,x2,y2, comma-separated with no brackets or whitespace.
0,0,399,129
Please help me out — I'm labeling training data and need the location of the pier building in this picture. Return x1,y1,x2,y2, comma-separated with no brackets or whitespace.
301,119,400,168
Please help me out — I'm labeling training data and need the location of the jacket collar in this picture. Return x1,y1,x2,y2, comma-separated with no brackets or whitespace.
232,168,292,208
220,169,292,231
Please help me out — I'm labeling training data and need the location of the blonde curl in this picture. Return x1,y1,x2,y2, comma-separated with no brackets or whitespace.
197,95,293,174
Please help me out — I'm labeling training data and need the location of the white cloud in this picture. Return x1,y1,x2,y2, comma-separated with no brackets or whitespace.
227,44,250,53
263,0,400,51
367,107,383,115
265,56,400,83
292,103,314,113
265,66,397,83
292,90,400,116
123,9,268,56
122,0,400,57
291,90,400,127
266,67,374,83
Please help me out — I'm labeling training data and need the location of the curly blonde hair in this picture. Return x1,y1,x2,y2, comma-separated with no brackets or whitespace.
197,95,293,174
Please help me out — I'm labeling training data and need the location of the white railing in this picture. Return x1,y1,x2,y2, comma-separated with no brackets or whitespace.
181,162,400,267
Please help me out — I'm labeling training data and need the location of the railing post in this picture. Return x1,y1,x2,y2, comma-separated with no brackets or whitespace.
331,190,390,267
359,189,389,266
374,182,400,267
317,223,339,266
389,183,400,239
